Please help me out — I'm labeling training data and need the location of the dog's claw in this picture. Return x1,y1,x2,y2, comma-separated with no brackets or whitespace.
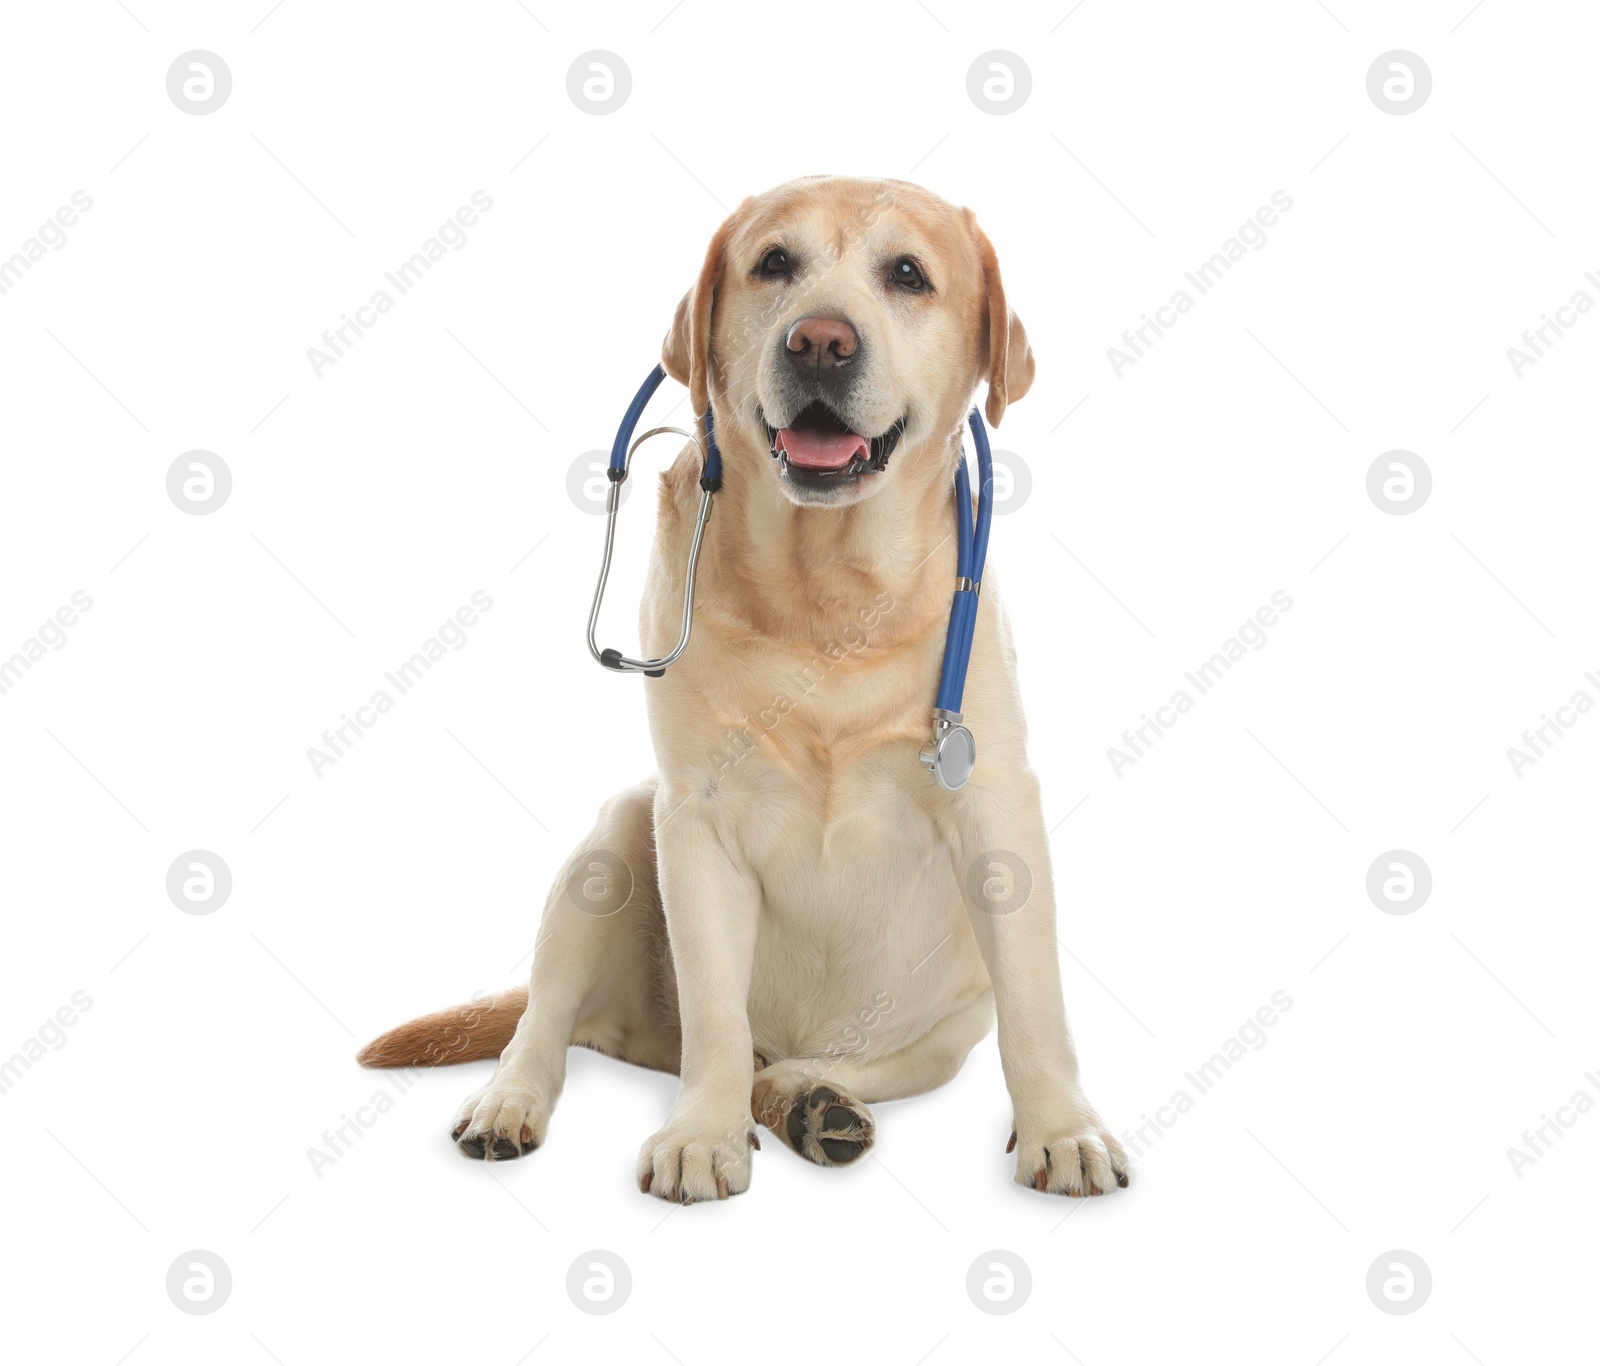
716,1174,730,1199
1034,1168,1048,1192
1006,1130,1017,1154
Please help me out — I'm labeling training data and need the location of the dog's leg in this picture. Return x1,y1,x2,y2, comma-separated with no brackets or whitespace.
453,780,674,1160
751,994,995,1165
953,785,1130,1196
635,796,761,1202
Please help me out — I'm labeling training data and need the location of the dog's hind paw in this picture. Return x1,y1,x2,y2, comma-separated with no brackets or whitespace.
753,1074,875,1166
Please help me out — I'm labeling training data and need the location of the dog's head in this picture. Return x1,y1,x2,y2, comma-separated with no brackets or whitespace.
662,177,1034,507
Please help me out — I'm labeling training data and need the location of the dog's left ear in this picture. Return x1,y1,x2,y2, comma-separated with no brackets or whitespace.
967,214,1035,427
662,213,739,418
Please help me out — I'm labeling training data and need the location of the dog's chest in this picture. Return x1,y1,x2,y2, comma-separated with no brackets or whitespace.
731,744,985,1055
659,608,989,1052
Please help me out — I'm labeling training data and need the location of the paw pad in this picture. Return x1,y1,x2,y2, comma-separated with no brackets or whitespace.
785,1086,874,1166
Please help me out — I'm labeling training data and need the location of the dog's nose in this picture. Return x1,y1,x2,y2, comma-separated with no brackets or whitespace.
785,316,858,371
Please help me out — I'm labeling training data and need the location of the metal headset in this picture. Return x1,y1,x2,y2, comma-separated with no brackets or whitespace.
586,365,994,790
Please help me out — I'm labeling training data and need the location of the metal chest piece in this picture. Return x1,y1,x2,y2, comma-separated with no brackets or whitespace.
919,708,975,791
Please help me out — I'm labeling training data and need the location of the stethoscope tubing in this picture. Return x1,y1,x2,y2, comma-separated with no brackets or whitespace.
588,365,993,783
934,408,994,716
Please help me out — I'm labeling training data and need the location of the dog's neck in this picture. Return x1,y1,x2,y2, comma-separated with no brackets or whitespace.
682,416,966,654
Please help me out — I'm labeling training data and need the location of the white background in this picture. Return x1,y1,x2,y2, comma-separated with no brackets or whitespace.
2,1,1596,1362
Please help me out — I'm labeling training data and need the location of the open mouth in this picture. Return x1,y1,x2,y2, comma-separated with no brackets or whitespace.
764,401,905,486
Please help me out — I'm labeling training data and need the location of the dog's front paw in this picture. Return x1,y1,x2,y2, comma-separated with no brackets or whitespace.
636,1113,757,1203
1010,1100,1129,1197
451,1084,549,1161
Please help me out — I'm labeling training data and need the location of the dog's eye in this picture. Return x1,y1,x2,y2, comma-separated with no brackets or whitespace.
890,257,927,291
756,247,791,279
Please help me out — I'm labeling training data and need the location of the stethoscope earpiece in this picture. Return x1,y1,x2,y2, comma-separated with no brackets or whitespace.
587,367,994,789
585,366,719,677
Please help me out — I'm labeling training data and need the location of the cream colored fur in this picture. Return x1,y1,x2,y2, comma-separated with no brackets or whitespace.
361,176,1127,1203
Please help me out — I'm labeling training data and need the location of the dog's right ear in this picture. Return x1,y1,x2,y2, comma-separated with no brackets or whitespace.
662,214,738,418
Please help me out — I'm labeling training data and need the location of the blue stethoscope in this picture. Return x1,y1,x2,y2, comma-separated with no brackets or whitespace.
586,365,993,790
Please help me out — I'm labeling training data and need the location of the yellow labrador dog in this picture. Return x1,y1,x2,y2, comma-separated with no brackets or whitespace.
360,175,1128,1203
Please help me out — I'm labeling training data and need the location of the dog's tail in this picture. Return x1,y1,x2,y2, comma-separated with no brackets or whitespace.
356,986,528,1069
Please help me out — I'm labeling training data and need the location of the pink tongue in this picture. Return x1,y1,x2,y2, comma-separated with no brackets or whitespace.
776,427,869,471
